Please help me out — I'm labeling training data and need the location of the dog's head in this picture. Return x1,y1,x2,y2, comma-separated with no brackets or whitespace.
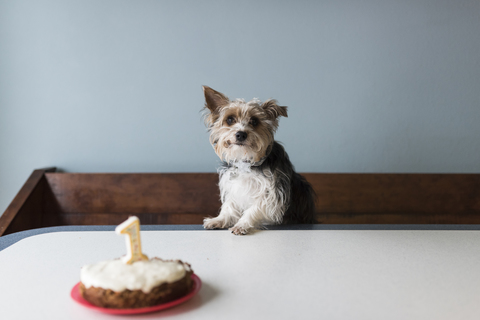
202,86,288,163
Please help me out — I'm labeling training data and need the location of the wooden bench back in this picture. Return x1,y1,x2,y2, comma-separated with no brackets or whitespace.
1,168,480,236
44,173,221,226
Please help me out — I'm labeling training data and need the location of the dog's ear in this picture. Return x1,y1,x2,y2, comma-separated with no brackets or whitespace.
203,86,229,113
261,99,288,119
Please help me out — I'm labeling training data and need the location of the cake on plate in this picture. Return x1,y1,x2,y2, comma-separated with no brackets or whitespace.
78,216,194,309
79,258,193,309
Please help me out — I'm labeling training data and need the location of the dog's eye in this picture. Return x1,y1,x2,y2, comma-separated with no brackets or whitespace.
250,117,259,127
226,116,235,125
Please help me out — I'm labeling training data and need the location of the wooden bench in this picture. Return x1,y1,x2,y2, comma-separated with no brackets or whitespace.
1,167,480,236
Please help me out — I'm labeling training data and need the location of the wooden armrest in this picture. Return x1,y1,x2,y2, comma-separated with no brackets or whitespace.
0,167,56,236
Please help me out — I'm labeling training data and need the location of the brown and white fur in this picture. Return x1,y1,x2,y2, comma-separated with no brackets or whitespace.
202,86,315,235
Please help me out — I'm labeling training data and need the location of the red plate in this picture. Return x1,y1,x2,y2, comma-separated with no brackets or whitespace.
71,274,201,315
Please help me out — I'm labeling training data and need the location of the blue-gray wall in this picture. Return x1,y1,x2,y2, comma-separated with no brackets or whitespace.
1,0,479,215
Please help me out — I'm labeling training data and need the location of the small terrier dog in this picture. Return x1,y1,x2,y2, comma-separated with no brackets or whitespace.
202,86,316,235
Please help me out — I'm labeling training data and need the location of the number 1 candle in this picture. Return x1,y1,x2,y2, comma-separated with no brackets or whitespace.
115,216,149,264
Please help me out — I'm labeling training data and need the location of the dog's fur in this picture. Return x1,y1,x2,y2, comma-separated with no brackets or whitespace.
202,86,315,235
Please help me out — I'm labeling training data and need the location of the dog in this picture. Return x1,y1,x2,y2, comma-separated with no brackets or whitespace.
202,86,316,235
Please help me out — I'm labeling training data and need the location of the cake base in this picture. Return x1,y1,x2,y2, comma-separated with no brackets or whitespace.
80,269,193,309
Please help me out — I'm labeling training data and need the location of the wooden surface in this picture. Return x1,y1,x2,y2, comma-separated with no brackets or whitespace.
0,167,56,236
43,173,221,227
1,169,480,236
305,173,480,224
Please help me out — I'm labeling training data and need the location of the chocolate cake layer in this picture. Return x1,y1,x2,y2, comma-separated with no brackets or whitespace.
80,264,193,309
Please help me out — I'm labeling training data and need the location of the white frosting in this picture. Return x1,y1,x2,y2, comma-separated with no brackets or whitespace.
80,259,188,293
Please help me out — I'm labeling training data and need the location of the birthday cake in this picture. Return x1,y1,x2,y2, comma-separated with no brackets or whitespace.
79,258,193,308
78,217,194,309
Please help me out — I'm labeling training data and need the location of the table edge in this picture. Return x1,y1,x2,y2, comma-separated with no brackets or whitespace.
2,224,480,251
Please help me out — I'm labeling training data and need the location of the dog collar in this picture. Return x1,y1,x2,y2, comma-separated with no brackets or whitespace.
255,143,273,166
250,156,267,167
226,143,273,168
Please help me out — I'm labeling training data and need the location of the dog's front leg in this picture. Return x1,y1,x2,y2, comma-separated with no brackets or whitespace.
229,205,265,235
203,201,241,230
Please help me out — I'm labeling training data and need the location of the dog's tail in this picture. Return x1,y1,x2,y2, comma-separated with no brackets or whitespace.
283,172,317,224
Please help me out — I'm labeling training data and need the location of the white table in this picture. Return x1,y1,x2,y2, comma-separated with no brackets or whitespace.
1,226,480,319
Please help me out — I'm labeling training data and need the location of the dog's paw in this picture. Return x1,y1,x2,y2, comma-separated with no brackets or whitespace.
203,217,226,230
229,225,250,235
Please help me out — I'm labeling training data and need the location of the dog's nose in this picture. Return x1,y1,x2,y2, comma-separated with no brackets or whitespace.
235,131,248,142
